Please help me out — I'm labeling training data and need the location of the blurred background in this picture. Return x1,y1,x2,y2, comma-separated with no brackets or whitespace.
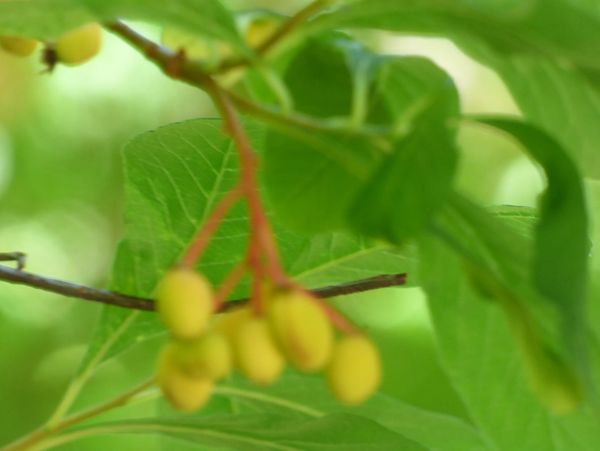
0,1,544,448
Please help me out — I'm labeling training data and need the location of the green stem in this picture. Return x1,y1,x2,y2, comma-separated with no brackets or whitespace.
2,378,154,451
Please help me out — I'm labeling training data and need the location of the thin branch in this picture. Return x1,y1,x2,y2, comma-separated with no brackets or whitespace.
0,252,26,270
0,263,406,313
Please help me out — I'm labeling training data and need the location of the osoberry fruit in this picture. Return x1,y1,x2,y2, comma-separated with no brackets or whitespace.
269,290,333,372
156,345,214,411
0,35,38,57
155,268,214,340
171,332,232,380
326,335,381,405
235,316,284,385
55,23,102,65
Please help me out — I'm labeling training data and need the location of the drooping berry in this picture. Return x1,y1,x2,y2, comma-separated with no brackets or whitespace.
268,290,333,372
155,268,214,340
171,332,232,380
326,334,381,405
55,23,102,65
156,345,214,412
235,316,284,385
0,35,38,57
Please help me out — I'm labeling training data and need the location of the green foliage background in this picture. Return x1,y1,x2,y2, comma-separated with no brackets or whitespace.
1,0,599,449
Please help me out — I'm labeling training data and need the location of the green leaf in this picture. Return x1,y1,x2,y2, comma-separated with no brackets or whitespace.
80,119,413,371
0,0,92,38
418,232,600,450
83,0,246,52
313,1,600,71
67,414,424,450
349,57,459,242
473,56,600,180
308,1,600,179
264,37,459,236
213,374,489,451
473,118,589,354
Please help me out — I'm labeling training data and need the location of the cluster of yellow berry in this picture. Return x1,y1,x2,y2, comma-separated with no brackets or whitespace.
155,267,382,411
0,23,102,67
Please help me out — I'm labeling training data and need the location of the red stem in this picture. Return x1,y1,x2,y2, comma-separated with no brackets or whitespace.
180,185,243,268
213,260,248,310
208,81,287,305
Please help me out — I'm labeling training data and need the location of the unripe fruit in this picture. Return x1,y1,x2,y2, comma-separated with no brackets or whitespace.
214,306,251,340
155,268,214,340
0,35,38,57
326,335,381,405
55,23,102,65
235,316,284,385
171,332,232,380
156,345,214,411
268,291,333,372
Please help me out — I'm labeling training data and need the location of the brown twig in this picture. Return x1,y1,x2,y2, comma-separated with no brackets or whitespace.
0,263,406,313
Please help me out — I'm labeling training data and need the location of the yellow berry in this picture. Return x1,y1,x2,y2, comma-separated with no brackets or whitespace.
171,332,232,380
155,268,214,340
214,305,251,337
0,35,38,57
268,291,333,372
326,335,381,405
156,345,213,412
55,23,102,65
235,316,284,385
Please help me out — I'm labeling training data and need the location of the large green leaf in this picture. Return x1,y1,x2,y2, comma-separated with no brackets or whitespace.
473,118,589,359
80,119,413,371
264,37,459,236
418,232,600,450
210,374,489,451
66,413,424,450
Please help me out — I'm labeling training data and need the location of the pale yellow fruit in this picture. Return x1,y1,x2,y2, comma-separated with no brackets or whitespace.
55,23,102,65
214,306,252,340
0,35,38,57
171,332,232,380
326,335,381,405
235,316,284,385
268,291,333,372
155,268,214,340
156,345,214,411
